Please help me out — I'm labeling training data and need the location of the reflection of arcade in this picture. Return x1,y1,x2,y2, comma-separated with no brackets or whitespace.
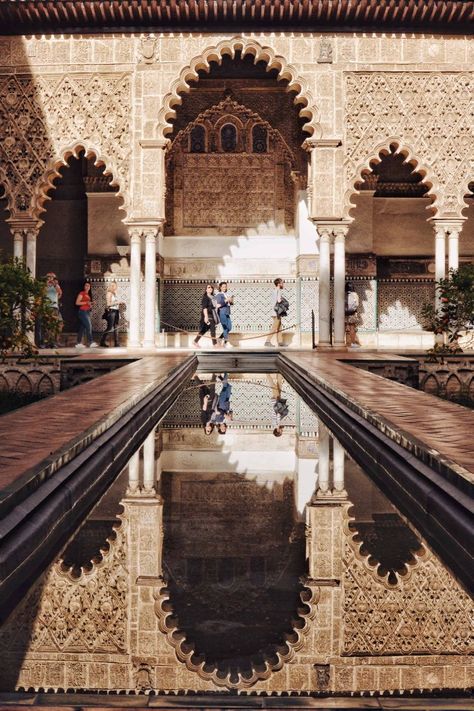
0,422,472,695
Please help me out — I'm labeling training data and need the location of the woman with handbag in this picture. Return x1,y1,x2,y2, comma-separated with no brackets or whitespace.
100,281,121,348
192,284,218,349
75,281,97,348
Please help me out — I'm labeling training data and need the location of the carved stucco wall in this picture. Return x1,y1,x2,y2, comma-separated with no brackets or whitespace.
0,33,472,228
343,72,474,219
0,70,131,222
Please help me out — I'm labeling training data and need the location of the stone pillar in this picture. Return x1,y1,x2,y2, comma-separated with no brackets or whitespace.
143,227,158,348
447,222,464,272
433,223,446,311
332,437,346,494
316,424,330,495
25,228,38,276
318,227,332,347
127,449,140,494
128,228,142,347
143,427,156,493
12,229,24,261
333,226,347,348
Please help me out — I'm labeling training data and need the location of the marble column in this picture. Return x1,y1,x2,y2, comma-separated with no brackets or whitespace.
127,449,140,494
128,229,142,347
332,438,346,493
318,227,332,347
448,225,462,272
317,424,330,495
333,226,347,348
143,228,158,348
434,223,446,310
25,228,38,276
12,229,24,261
143,427,156,493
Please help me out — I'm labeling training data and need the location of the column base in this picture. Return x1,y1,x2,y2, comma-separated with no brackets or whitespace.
127,339,141,348
317,341,332,350
142,339,157,349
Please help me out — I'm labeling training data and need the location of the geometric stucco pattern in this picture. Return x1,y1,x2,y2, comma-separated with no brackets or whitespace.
0,520,128,690
344,72,474,218
343,536,474,656
0,73,131,221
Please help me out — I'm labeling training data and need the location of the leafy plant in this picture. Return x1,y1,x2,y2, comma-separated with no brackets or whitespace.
0,257,60,358
422,263,474,354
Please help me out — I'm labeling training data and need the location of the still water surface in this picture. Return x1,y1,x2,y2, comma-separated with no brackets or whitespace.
0,372,472,695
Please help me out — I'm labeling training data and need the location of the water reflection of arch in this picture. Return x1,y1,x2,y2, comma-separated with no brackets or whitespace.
157,468,316,688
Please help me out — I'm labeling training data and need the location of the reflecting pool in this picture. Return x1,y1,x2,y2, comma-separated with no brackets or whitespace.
0,372,472,697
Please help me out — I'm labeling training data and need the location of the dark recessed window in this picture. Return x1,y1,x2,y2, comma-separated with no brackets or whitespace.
190,124,206,153
252,124,267,153
221,123,237,152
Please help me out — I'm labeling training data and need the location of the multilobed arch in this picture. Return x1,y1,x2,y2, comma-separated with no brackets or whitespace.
31,141,128,224
155,37,321,142
344,139,439,221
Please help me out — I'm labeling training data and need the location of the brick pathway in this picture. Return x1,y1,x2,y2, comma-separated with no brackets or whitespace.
0,354,191,503
285,351,474,483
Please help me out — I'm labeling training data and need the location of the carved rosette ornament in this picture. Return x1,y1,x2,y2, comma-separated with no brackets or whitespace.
138,34,157,64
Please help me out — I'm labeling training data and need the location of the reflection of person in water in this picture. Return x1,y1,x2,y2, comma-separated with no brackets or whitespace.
196,375,217,435
267,373,288,437
210,373,233,434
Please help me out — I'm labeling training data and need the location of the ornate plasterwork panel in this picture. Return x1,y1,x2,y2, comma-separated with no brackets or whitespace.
166,96,295,236
344,72,474,218
343,536,474,656
0,522,128,690
0,72,131,221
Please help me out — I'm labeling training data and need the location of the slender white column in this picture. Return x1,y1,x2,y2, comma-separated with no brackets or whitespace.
448,228,460,272
296,457,317,515
13,229,24,261
333,226,347,348
128,229,142,347
317,424,330,494
143,228,158,348
143,427,156,492
127,450,140,494
318,227,331,346
434,224,446,310
25,229,37,276
333,438,346,493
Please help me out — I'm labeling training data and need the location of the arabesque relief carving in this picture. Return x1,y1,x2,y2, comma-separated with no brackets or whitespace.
343,532,474,656
166,96,295,235
344,72,474,218
0,72,131,220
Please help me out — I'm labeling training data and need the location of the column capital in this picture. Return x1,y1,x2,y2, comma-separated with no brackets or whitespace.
317,225,333,242
144,227,159,241
333,224,349,241
302,137,342,151
128,227,142,243
139,138,171,150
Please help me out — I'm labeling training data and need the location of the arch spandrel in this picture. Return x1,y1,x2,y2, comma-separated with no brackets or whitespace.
344,138,439,222
155,37,322,143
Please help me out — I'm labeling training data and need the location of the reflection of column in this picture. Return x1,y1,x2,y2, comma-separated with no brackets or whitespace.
143,228,158,348
317,424,330,494
332,438,346,493
128,229,141,347
333,226,347,348
448,226,460,272
143,427,156,493
127,450,140,494
25,229,37,276
318,227,331,346
12,229,24,261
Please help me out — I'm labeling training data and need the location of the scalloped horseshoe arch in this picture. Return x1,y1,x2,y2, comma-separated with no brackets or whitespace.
154,579,319,690
344,138,439,220
156,37,321,142
31,142,128,224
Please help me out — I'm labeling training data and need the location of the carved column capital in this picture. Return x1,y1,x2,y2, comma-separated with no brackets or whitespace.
144,227,158,242
128,227,143,243
317,225,333,242
333,224,349,242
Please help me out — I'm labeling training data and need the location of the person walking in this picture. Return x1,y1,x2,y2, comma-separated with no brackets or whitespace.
264,278,288,347
192,284,218,348
75,281,97,348
38,271,63,348
345,282,361,348
100,281,121,348
216,281,234,348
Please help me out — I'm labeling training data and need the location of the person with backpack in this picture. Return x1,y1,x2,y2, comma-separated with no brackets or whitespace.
345,282,361,348
264,278,288,347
